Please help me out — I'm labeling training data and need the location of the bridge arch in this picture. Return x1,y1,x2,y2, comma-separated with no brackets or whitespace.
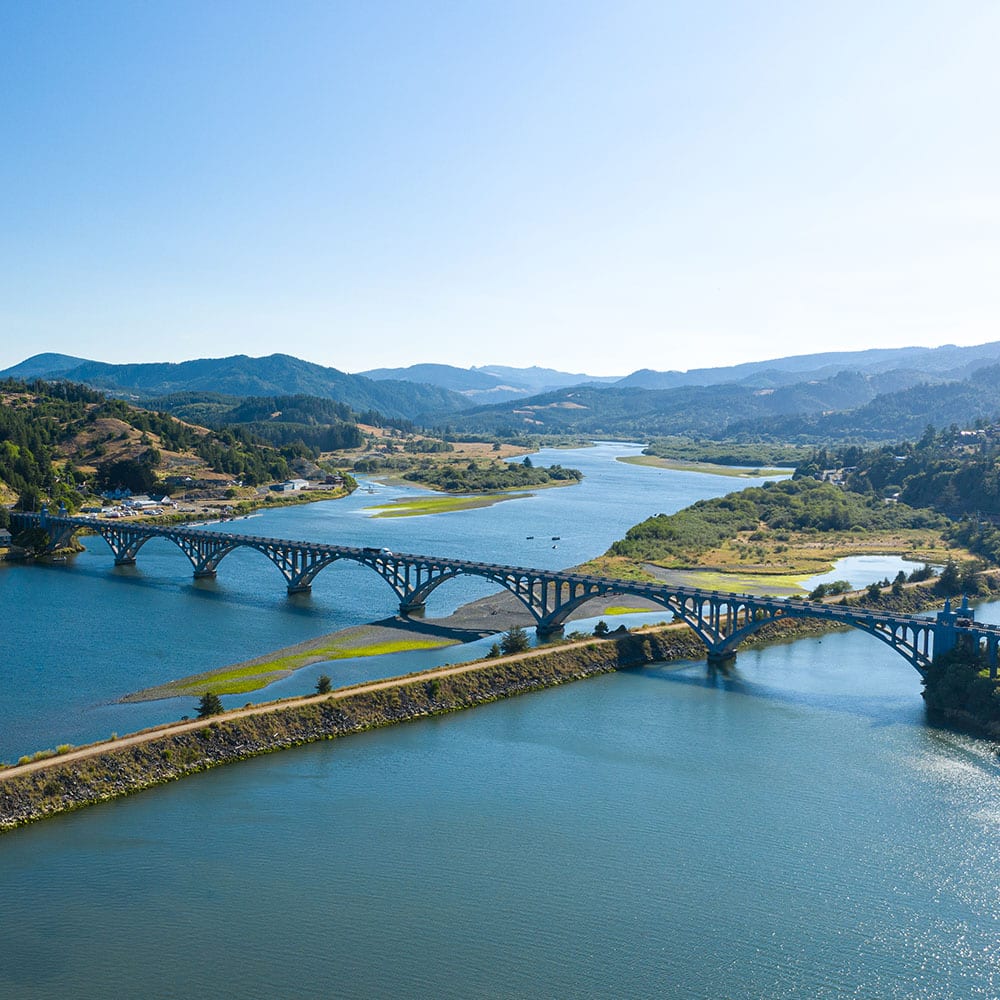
10,510,986,677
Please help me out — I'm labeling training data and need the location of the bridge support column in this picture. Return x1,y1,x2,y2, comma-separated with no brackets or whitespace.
287,582,312,594
707,650,736,672
535,623,564,639
114,556,136,566
193,568,217,579
399,600,426,616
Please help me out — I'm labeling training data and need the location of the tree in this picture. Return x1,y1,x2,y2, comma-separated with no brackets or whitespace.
499,626,530,656
197,692,224,718
15,486,44,512
936,559,962,596
315,674,332,695
594,620,610,636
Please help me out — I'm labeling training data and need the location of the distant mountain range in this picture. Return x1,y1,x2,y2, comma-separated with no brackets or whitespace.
358,363,620,404
454,367,1000,441
7,339,1000,440
617,341,1000,390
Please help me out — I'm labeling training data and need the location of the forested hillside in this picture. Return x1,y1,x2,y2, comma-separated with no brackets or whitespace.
146,393,365,452
1,353,470,421
0,379,316,512
798,427,1000,566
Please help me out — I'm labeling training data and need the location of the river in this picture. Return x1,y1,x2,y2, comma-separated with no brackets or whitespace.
2,443,998,998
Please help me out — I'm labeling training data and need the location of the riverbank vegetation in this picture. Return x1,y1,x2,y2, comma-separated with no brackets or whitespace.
590,478,954,579
641,437,807,468
401,457,582,493
922,642,1000,739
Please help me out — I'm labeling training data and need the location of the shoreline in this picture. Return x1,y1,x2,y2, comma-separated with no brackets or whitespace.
118,588,664,702
116,571,1000,705
6,583,1000,830
0,627,707,831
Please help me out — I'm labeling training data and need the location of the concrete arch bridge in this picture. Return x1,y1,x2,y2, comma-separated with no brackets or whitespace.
11,509,1000,678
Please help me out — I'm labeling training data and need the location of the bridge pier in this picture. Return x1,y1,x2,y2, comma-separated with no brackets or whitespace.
535,623,564,639
707,650,736,672
7,511,990,680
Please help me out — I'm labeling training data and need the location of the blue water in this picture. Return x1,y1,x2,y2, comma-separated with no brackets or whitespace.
1,626,998,999
0,443,777,761
2,443,998,998
802,554,941,592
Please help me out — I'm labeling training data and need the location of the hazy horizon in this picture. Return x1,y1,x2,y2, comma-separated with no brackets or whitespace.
7,334,1000,384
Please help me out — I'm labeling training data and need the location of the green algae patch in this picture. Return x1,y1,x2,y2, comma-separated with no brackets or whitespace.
604,606,655,615
369,493,532,518
617,455,788,478
121,635,460,702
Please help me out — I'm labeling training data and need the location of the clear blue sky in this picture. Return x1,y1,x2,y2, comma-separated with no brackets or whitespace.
2,1,998,376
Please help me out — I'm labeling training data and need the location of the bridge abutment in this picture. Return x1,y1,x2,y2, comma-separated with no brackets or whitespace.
193,568,217,579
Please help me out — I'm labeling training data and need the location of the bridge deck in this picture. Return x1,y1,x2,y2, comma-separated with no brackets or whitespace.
11,510,998,677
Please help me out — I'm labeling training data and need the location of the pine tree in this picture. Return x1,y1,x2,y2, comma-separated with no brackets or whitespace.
197,692,224,718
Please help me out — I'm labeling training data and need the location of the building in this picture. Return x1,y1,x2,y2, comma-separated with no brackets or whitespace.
271,479,310,492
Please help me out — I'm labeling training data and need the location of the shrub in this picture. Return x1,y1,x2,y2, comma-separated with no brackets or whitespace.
316,674,332,695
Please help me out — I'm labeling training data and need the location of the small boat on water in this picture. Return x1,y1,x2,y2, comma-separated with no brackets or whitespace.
526,535,534,539
551,536,561,540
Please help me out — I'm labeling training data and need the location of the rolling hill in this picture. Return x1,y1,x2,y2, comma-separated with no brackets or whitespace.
0,354,471,422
